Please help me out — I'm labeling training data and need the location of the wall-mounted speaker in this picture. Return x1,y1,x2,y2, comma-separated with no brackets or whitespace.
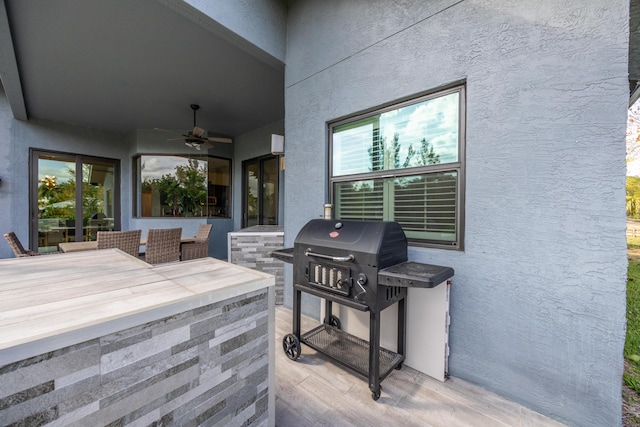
271,134,284,155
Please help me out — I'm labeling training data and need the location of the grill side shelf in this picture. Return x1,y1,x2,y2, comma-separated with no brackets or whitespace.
271,247,294,263
301,324,404,382
378,261,454,288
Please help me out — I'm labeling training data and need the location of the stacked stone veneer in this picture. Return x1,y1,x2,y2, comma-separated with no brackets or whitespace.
0,288,270,427
230,233,284,305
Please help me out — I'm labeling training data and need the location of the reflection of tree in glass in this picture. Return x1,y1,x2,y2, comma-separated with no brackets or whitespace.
176,159,207,216
247,171,258,217
39,167,105,220
417,138,440,166
368,132,441,173
143,159,207,216
157,174,181,215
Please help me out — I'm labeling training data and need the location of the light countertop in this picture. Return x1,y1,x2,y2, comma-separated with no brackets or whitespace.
228,225,284,234
0,249,274,366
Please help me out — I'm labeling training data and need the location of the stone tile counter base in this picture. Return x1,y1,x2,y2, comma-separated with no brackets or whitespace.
0,288,270,427
229,226,285,305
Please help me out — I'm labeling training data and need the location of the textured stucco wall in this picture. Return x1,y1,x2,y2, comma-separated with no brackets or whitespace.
284,1,629,426
183,0,287,63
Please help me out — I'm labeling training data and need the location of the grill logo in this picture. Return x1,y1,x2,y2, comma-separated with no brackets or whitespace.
329,231,339,238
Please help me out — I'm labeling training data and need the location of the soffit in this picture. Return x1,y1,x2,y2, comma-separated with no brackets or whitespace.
2,0,284,137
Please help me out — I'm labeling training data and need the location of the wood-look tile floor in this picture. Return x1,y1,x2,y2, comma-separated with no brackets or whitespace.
274,306,566,427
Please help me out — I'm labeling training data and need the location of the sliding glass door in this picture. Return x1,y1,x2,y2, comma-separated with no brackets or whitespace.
31,150,119,253
242,155,279,228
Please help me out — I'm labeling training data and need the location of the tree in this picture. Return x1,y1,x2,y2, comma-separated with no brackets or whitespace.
628,176,640,219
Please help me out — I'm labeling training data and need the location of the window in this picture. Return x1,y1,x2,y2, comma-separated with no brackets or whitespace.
330,85,465,249
134,154,231,218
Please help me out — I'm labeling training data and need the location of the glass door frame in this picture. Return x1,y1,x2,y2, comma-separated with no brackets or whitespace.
29,149,121,250
241,154,280,228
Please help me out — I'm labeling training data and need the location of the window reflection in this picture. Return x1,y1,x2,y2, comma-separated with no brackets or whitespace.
332,92,459,177
35,153,118,251
136,155,230,218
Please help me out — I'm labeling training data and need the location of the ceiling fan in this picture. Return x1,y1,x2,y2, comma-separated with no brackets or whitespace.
155,104,232,150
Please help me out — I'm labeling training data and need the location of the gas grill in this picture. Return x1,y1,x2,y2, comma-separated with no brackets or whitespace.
273,219,454,400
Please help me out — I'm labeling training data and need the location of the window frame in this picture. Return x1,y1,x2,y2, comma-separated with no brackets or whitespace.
241,154,281,228
132,153,232,219
328,83,466,250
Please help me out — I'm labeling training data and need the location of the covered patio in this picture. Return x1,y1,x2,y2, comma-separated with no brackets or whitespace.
0,1,631,426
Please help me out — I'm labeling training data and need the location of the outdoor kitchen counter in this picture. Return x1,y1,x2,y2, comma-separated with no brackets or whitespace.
228,225,285,305
0,249,275,426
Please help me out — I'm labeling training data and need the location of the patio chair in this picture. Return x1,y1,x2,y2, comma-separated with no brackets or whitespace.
4,232,38,257
96,230,142,257
181,223,213,261
144,228,182,265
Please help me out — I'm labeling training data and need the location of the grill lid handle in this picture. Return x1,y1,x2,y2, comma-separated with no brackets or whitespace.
304,249,354,262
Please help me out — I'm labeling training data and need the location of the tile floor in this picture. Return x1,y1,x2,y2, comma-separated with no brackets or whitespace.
274,306,566,427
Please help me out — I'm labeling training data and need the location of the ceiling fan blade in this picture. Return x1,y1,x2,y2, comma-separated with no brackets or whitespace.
167,137,187,141
207,136,232,143
201,141,213,149
192,126,206,138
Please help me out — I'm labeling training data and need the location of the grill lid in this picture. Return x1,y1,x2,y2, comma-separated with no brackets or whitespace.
293,219,407,268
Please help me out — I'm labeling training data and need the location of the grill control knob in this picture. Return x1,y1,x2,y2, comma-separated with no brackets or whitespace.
357,273,367,285
354,273,368,301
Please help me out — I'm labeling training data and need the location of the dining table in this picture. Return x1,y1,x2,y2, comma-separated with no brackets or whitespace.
58,236,197,253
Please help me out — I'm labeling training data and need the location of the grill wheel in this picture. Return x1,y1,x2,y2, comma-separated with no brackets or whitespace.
328,315,341,329
282,333,301,361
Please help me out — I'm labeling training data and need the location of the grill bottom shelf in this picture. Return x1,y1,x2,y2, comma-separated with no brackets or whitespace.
301,324,404,381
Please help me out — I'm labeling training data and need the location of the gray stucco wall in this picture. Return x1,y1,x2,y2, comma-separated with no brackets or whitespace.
284,1,628,426
183,0,287,63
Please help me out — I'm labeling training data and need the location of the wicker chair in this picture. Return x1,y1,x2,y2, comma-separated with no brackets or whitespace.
144,228,182,265
96,230,142,257
181,224,212,261
3,232,37,257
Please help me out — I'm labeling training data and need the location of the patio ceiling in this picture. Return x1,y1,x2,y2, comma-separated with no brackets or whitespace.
0,0,284,138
